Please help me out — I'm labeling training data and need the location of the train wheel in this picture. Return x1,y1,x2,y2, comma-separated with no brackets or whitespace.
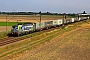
17,34,19,37
46,27,48,30
25,32,27,35
29,31,31,34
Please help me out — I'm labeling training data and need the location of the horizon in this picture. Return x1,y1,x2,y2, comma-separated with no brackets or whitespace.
0,11,90,14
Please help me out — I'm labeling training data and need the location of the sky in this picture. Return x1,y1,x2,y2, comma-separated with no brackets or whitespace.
0,0,90,13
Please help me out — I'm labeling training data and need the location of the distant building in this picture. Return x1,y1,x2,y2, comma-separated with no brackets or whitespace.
78,14,90,16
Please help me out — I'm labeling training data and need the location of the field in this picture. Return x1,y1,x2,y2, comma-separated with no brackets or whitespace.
0,19,90,60
0,15,63,22
0,15,64,32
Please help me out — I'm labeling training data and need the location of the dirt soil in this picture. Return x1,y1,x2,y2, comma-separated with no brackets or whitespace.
0,26,11,32
11,23,90,60
0,15,62,23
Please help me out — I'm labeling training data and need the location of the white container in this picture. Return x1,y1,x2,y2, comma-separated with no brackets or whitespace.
79,18,81,21
52,20,58,26
57,20,63,25
71,18,74,22
88,17,89,19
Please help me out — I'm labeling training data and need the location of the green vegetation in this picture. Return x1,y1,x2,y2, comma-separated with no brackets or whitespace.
0,22,24,26
0,11,76,17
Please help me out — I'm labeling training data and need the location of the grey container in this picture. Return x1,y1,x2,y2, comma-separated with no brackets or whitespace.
45,21,53,29
69,19,72,23
74,18,78,22
64,19,67,24
66,19,70,24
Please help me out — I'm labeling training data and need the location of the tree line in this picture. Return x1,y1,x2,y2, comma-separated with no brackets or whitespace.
0,11,77,17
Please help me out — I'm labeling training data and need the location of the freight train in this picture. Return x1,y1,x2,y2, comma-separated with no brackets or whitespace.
11,17,89,36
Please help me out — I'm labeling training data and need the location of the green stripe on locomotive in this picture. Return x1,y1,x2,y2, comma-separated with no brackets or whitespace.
18,25,22,30
29,27,33,31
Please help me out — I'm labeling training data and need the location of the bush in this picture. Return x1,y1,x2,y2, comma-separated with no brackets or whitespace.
0,31,10,39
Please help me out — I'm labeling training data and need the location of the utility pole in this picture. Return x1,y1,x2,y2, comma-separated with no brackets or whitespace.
78,14,79,21
62,13,65,29
62,13,66,29
64,13,67,19
40,11,41,23
39,11,42,30
6,14,8,35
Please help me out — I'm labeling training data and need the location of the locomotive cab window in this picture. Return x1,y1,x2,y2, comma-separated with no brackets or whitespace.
12,25,18,29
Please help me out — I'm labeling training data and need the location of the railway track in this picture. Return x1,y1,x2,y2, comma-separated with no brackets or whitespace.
0,36,30,46
0,27,62,46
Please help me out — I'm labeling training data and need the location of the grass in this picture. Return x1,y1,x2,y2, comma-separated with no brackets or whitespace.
0,29,60,59
0,19,90,60
0,31,11,39
0,22,24,26
0,29,78,59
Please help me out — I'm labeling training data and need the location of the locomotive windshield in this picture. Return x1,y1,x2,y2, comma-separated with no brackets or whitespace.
12,25,18,29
